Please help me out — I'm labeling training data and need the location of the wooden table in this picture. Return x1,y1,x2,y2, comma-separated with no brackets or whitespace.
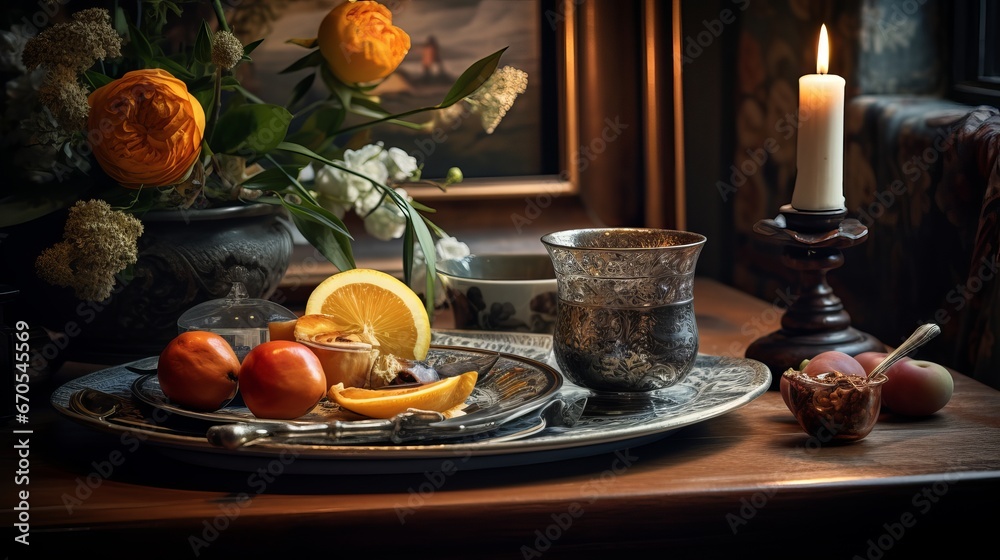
8,279,999,558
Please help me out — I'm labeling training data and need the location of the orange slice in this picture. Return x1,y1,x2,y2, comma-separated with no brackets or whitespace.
328,370,478,419
305,268,431,361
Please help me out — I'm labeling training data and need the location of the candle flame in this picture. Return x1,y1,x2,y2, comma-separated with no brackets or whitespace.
817,24,830,75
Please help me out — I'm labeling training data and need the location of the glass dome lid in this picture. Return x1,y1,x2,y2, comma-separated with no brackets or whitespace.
177,282,296,360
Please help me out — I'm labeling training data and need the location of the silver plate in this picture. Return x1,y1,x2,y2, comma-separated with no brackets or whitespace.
50,330,770,474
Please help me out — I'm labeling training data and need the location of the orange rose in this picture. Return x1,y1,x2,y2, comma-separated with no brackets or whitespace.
318,1,410,84
87,68,206,189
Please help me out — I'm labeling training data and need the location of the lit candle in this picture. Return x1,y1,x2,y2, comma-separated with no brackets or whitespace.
790,24,846,212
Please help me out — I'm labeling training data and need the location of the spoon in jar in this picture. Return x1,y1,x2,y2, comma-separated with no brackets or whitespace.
867,323,941,379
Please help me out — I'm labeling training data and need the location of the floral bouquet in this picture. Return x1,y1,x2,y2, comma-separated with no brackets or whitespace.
0,0,527,315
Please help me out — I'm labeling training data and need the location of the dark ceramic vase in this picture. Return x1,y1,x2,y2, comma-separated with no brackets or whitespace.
1,203,294,366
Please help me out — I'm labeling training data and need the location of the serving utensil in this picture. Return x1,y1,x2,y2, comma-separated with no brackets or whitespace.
68,388,204,435
206,391,589,449
867,323,941,379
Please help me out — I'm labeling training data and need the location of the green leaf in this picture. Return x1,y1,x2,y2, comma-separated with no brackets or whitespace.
409,210,438,319
240,166,303,190
301,104,346,136
127,22,155,64
287,37,319,49
243,38,264,57
293,213,356,272
186,75,216,94
439,47,507,108
320,64,354,111
113,6,128,37
229,84,267,105
256,195,355,271
378,188,438,317
288,73,316,109
151,56,196,80
211,104,293,156
84,70,114,90
408,199,437,213
192,87,215,118
276,141,340,167
194,20,213,65
280,49,325,74
420,214,448,238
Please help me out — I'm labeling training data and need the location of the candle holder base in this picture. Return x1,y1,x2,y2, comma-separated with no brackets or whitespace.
745,206,886,390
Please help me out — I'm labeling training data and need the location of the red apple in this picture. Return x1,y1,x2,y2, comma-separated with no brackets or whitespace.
854,352,954,416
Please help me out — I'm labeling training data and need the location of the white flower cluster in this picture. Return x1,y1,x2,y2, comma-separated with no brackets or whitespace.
303,142,420,241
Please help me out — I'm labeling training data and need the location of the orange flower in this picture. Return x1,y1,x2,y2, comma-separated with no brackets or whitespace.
318,0,410,84
87,69,206,189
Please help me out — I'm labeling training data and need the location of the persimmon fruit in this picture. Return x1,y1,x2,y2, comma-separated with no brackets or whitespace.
239,340,328,419
157,331,241,412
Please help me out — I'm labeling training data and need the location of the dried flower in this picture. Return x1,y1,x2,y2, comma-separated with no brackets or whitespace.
35,200,144,301
21,8,121,71
21,8,122,130
212,30,244,70
37,65,91,128
432,66,527,134
467,66,528,134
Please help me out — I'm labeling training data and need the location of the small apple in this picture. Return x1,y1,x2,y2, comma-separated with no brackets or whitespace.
855,352,954,416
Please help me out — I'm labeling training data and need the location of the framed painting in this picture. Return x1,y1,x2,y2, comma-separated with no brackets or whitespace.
240,0,577,199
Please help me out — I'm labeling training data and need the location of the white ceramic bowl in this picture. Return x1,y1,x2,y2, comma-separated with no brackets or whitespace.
436,254,558,333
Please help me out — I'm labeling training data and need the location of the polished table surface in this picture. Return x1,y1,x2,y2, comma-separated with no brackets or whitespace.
7,278,999,558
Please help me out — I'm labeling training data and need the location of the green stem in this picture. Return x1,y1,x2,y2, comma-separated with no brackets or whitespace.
233,84,267,105
212,0,231,32
203,69,223,149
335,105,439,136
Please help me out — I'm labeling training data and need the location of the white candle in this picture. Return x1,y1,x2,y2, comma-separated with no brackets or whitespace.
791,24,846,212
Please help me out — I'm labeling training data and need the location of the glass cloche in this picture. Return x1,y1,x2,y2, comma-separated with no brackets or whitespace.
177,282,296,360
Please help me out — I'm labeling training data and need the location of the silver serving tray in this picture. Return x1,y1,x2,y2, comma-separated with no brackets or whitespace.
50,330,770,474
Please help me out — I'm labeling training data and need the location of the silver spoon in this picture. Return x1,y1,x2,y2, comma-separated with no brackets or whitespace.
867,323,941,379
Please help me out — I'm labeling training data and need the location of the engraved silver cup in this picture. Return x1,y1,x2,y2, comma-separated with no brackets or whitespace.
541,228,706,393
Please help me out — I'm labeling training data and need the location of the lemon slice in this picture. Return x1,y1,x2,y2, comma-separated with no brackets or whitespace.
328,370,478,419
305,268,431,360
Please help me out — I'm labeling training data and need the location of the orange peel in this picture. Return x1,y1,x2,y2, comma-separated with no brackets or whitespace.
328,370,477,419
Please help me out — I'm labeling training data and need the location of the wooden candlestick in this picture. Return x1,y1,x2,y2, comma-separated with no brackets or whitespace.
745,205,886,390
